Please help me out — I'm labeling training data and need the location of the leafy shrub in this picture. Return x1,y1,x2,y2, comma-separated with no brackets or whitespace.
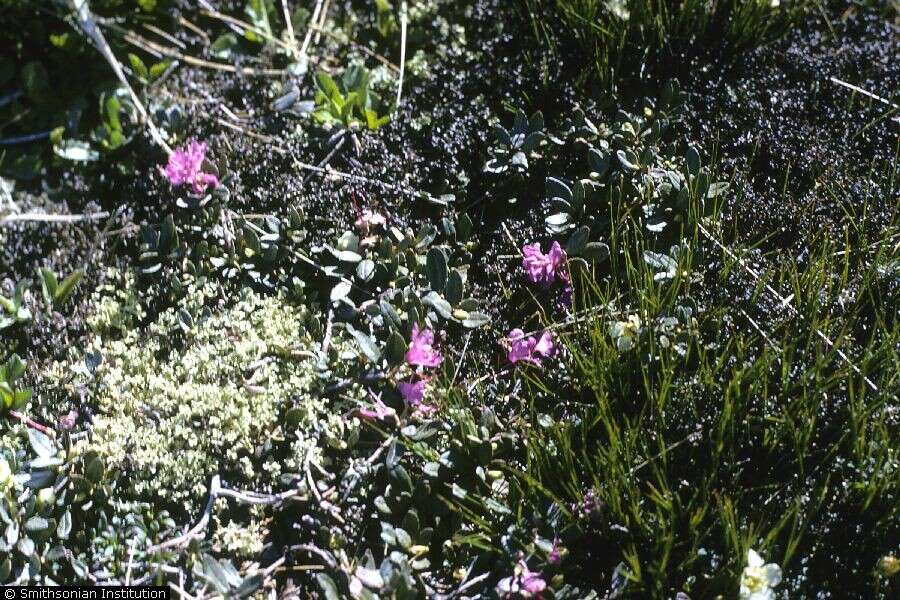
543,84,717,257
0,424,110,584
0,1,169,180
312,66,392,130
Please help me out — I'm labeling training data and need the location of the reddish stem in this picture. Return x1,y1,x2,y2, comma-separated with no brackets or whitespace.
7,411,54,436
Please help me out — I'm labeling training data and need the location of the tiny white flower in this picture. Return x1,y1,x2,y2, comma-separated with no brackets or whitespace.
740,549,782,600
0,458,12,489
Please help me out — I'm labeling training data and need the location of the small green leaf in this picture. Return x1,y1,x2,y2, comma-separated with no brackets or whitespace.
686,146,701,175
54,269,84,306
386,330,407,365
566,226,590,254
83,451,104,484
17,537,35,557
589,148,611,177
28,429,55,459
332,249,363,263
149,60,172,80
446,269,464,305
584,242,610,262
355,566,384,590
330,281,352,302
422,292,452,320
12,389,31,411
546,177,573,202
457,214,474,242
462,311,490,329
394,527,412,549
53,140,99,162
315,72,341,99
38,268,58,304
425,247,448,291
545,212,572,233
57,511,72,539
347,325,381,363
127,53,149,79
617,149,640,171
210,33,239,60
356,259,376,282
316,573,341,600
25,516,49,533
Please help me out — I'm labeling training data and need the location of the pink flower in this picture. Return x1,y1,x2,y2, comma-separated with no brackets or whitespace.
520,569,547,597
507,329,556,366
548,538,562,565
497,561,547,599
398,379,426,404
522,241,566,286
398,379,437,415
163,140,219,196
405,323,443,368
354,209,386,232
358,398,395,421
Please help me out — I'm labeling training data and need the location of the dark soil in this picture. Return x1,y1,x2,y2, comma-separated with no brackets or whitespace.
684,4,898,254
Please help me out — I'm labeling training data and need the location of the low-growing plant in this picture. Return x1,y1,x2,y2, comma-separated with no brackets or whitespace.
0,1,168,179
484,109,546,175
37,267,84,309
312,65,392,131
0,421,112,585
544,85,721,251
0,282,32,331
62,281,355,510
0,354,31,414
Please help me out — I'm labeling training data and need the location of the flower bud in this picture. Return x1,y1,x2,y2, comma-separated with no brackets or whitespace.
879,555,899,577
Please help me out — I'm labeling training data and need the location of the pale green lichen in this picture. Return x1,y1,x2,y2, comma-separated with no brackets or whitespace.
64,279,361,512
212,509,267,557
86,268,145,335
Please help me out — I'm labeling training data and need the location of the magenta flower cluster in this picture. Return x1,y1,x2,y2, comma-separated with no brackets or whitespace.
522,241,566,286
501,240,572,368
396,323,443,414
522,241,572,305
405,323,443,367
358,398,394,421
163,141,219,196
398,378,436,415
506,329,556,366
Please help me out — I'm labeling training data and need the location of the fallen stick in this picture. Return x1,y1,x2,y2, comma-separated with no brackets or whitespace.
396,1,408,107
299,0,324,62
829,76,900,124
148,474,301,552
1,211,110,225
70,0,172,154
